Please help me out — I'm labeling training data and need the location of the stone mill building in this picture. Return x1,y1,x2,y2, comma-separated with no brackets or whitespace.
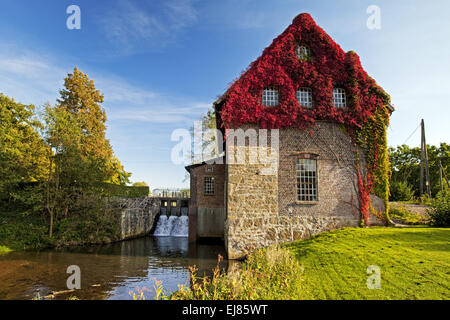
186,13,394,259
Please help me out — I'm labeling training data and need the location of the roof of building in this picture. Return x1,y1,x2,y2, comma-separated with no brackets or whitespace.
185,155,225,172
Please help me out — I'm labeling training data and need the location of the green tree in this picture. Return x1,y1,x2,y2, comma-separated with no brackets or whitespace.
389,143,450,198
132,182,148,187
51,67,130,186
0,93,49,199
43,67,131,236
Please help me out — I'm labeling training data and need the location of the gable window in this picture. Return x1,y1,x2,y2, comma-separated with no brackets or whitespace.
205,165,213,173
333,88,346,108
296,45,310,60
296,158,317,202
262,88,279,106
296,88,313,108
204,176,215,195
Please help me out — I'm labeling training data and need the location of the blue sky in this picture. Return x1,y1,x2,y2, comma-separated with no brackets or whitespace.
1,0,449,189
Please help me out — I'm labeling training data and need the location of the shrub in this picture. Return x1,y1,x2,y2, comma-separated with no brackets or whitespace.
389,206,425,225
389,180,415,202
428,190,450,227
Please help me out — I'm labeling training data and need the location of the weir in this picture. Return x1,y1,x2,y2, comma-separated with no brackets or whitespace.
118,195,189,240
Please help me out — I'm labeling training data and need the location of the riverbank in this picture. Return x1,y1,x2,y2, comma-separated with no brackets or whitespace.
0,207,122,252
171,226,450,300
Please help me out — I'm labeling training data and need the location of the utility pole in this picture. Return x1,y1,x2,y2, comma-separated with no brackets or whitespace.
419,119,432,197
439,160,450,189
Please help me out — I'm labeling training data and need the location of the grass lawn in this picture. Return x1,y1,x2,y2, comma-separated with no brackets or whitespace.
284,227,450,300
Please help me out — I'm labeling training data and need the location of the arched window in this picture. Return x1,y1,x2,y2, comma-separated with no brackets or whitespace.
296,88,313,108
333,88,346,108
262,88,279,106
296,45,310,60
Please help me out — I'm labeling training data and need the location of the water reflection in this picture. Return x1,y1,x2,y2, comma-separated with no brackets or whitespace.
0,236,225,300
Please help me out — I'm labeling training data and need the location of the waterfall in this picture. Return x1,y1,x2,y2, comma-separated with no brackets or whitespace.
171,216,188,237
153,215,188,237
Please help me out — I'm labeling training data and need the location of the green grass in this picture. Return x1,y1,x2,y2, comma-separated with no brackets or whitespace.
284,227,450,300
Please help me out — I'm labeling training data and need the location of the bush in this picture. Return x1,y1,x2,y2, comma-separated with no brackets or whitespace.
389,206,425,225
428,190,450,227
389,180,415,201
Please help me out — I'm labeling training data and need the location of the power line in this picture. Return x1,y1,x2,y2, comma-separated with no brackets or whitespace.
403,122,421,145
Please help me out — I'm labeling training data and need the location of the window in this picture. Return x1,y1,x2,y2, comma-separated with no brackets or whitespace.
171,201,177,207
262,88,279,106
204,177,215,195
296,45,310,60
205,165,213,173
296,159,317,202
296,88,313,108
333,88,346,108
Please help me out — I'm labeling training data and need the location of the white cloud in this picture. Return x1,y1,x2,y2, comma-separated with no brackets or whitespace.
0,44,210,124
99,0,198,54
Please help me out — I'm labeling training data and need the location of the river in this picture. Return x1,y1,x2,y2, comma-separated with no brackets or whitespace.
0,236,226,300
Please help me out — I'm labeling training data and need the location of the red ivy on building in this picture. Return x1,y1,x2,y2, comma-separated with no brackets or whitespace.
219,13,390,131
217,13,392,225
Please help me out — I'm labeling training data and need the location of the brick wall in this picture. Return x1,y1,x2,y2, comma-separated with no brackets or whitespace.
189,163,226,208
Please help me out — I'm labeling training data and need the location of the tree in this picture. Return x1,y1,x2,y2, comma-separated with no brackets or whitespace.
132,182,148,187
43,67,131,236
389,143,450,198
190,108,219,164
0,93,49,199
50,67,130,186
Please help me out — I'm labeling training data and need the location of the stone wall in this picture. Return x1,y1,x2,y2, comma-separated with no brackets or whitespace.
225,122,381,259
119,198,161,240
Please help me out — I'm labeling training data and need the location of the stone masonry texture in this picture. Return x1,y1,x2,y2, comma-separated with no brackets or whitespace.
225,122,380,259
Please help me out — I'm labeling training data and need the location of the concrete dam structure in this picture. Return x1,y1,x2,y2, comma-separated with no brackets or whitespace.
119,196,190,240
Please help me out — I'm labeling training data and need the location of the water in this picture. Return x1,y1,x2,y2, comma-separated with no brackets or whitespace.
0,236,226,300
153,215,188,237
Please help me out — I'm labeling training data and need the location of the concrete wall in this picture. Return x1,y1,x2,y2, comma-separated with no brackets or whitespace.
197,208,225,238
225,122,381,259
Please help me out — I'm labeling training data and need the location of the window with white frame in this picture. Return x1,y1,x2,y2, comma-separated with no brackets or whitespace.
204,176,215,195
296,158,318,202
262,88,279,106
333,88,346,108
296,45,310,60
296,88,313,108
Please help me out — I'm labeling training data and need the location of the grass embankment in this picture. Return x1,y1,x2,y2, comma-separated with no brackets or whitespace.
171,246,305,300
172,227,449,300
